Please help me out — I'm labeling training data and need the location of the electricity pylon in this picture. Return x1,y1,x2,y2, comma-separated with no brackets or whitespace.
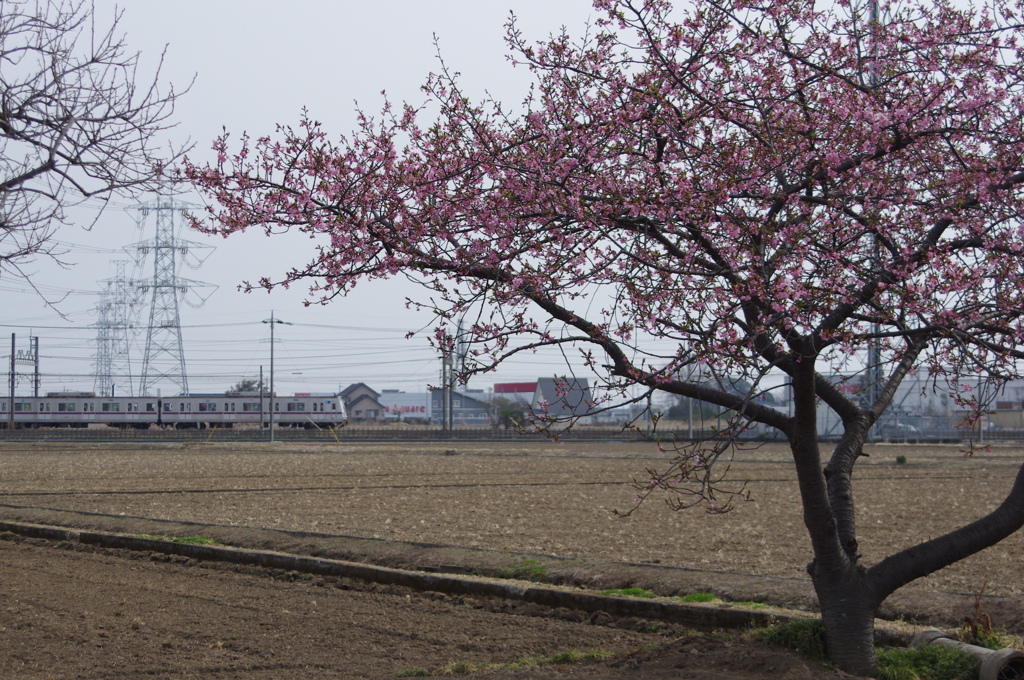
93,260,142,396
127,197,216,396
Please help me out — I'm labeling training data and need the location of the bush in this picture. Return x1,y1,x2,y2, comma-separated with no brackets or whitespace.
758,619,828,663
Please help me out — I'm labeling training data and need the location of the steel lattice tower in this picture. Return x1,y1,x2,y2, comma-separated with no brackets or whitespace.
129,197,215,396
109,260,141,394
92,260,141,396
92,295,114,395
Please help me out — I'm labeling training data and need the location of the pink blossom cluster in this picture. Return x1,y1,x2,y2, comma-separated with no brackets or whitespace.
183,0,1024,440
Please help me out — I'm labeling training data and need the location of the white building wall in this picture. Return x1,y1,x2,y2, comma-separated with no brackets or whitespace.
380,392,432,420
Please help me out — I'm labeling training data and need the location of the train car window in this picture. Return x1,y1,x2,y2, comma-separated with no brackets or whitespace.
187,402,192,412
199,403,207,412
146,403,156,412
164,403,172,412
274,402,280,412
101,403,120,412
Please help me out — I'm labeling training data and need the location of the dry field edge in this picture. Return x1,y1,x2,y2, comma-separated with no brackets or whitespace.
1,440,1022,636
2,518,834,636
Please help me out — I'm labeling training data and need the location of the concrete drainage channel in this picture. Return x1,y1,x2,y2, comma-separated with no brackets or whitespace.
2,518,904,644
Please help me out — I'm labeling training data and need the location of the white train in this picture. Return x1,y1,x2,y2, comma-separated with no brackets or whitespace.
0,392,346,429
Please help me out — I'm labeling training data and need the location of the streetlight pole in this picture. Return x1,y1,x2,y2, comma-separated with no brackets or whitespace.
263,312,291,443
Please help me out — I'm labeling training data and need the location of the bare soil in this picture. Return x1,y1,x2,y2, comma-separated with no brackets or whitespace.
1,440,1022,678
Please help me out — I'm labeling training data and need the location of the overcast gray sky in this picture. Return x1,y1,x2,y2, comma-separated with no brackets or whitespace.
2,1,600,398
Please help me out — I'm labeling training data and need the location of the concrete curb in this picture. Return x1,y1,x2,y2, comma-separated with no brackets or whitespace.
1,518,899,642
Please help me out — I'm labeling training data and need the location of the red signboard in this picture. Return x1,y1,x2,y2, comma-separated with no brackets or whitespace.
494,382,537,393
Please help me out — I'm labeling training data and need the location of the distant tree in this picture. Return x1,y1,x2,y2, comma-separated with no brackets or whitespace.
489,396,527,429
0,0,187,282
186,0,1024,673
227,378,266,395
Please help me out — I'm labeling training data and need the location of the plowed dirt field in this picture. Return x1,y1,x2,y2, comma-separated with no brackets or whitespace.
1,440,1021,678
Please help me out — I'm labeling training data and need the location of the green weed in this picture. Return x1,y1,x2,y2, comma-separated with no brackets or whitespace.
600,587,657,598
679,592,717,603
499,557,547,580
756,618,828,663
967,629,1016,650
442,661,473,675
167,535,223,545
875,645,980,680
132,534,223,546
545,649,614,663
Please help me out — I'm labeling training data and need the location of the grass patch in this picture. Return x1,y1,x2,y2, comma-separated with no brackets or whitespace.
498,557,547,580
597,589,768,609
395,649,615,676
754,618,828,664
132,534,223,546
600,587,657,598
875,645,980,680
441,661,473,675
965,629,1016,650
545,649,614,664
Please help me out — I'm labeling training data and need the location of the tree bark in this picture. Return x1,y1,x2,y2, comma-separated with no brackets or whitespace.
815,572,878,676
788,356,881,675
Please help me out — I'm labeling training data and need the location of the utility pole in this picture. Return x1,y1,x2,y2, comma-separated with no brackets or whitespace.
440,356,450,433
8,334,14,430
263,312,291,443
32,336,39,398
864,0,885,435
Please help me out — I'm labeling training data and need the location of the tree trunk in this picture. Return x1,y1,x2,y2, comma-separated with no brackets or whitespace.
814,571,878,676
